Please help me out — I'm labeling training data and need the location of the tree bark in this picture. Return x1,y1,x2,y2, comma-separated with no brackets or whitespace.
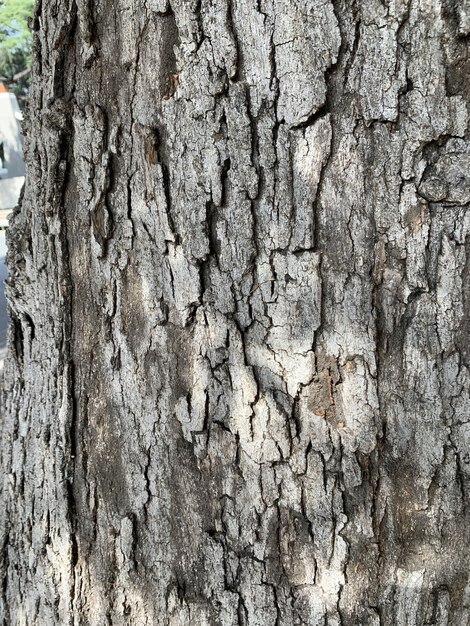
1,0,470,623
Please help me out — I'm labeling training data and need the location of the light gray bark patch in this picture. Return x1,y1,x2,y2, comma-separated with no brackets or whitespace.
273,0,340,126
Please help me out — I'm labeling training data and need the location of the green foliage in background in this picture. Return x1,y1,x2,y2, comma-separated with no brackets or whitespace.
0,0,34,103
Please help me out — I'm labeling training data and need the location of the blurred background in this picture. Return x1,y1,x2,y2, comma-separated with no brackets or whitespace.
0,0,34,105
0,0,33,371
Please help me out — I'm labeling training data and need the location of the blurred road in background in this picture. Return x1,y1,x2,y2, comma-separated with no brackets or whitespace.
0,229,7,379
0,85,25,375
0,229,7,345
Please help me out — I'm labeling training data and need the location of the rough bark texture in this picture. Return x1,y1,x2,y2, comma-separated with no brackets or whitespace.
1,0,470,623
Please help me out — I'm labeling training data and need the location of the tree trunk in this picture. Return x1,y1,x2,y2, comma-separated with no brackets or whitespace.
1,0,470,623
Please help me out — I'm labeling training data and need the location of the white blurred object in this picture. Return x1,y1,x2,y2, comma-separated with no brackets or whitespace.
0,229,7,257
0,92,25,211
0,177,23,213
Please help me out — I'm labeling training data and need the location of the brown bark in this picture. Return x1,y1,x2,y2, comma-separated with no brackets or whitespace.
1,0,470,624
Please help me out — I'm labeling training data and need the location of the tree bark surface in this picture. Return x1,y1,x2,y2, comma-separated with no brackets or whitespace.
1,0,470,624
